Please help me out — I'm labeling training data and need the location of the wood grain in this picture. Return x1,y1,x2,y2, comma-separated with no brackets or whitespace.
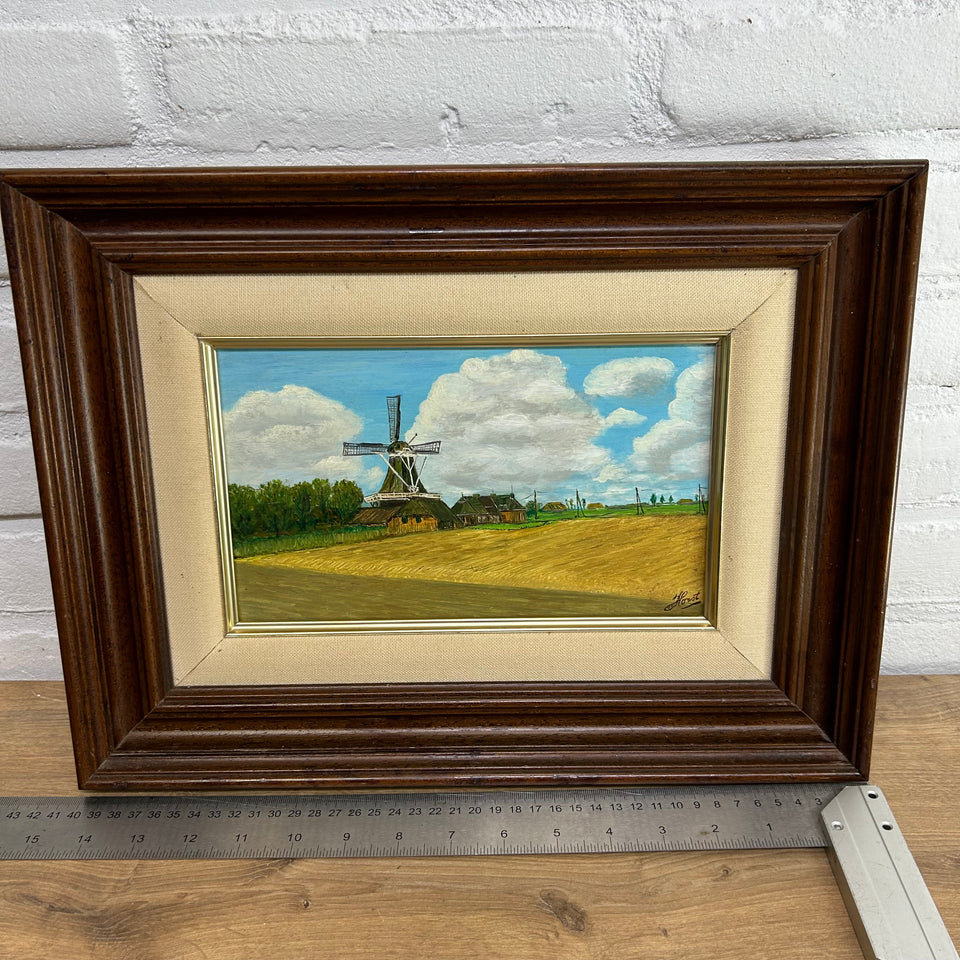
0,163,927,788
0,674,957,959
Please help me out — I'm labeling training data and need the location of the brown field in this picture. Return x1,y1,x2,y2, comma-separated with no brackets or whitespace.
234,566,676,622
238,515,707,621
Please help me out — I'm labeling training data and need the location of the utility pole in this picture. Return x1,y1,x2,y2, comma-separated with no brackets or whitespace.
635,486,644,516
533,489,538,520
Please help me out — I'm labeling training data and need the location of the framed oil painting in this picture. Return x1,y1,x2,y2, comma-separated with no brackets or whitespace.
210,338,723,631
0,163,926,789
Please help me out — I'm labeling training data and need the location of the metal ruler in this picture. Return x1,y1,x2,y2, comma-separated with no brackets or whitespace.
1,784,955,959
1,782,840,861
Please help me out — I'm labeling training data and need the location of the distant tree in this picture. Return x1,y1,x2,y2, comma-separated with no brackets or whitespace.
291,481,315,531
329,479,364,526
310,477,333,526
668,494,674,504
649,492,658,505
228,483,258,540
257,479,296,537
525,500,536,512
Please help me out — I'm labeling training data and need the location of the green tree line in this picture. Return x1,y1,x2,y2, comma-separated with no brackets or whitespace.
228,477,364,542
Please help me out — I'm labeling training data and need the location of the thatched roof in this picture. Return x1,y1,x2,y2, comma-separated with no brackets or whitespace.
352,496,460,527
453,493,526,516
352,506,400,526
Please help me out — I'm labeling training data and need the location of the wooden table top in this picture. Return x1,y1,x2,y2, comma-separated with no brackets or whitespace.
0,674,957,959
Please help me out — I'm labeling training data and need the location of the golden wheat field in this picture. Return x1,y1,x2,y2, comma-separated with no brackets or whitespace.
242,514,706,604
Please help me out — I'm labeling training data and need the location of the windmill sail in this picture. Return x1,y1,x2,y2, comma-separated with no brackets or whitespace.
386,395,401,444
409,440,441,455
343,442,388,456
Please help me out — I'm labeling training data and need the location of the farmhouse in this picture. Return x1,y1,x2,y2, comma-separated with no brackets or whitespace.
541,501,566,512
452,493,527,525
587,502,604,510
351,496,461,536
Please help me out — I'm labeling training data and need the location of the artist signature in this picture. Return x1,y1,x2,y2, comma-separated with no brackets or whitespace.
664,590,702,611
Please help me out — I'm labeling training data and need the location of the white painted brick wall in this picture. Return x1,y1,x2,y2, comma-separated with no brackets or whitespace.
0,27,135,149
0,612,61,680
661,12,960,143
0,291,24,411
0,413,40,516
164,27,634,151
0,519,51,609
0,0,957,678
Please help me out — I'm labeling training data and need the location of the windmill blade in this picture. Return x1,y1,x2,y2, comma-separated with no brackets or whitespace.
387,395,401,444
342,442,388,456
410,440,441,455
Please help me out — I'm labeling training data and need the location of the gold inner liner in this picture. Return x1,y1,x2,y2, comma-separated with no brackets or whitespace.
202,334,727,636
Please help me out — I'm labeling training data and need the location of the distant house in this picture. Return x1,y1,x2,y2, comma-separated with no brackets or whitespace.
540,501,566,512
452,493,527,525
351,496,461,536
678,498,694,505
586,502,603,510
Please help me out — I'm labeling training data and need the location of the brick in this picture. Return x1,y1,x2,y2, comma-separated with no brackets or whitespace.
896,389,960,504
0,612,61,680
0,27,134,149
0,518,53,612
909,283,960,388
164,26,632,151
920,168,960,277
662,14,960,143
882,602,960,674
886,515,960,604
0,413,40,515
0,447,40,515
0,323,27,413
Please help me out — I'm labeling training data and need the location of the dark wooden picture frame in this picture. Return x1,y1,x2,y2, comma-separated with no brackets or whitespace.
0,162,926,790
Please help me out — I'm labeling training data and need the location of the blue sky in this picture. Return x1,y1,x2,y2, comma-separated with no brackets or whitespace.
216,342,716,505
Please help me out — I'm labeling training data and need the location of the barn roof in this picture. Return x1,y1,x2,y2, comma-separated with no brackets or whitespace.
351,506,398,526
394,497,460,523
453,493,526,515
352,496,460,527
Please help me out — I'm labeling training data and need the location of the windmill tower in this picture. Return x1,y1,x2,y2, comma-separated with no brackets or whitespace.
342,395,444,506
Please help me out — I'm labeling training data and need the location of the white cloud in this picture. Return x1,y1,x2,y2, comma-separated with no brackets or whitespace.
596,482,641,501
222,384,380,487
629,359,714,483
594,463,629,483
583,356,675,398
602,407,647,430
408,350,611,497
668,357,714,425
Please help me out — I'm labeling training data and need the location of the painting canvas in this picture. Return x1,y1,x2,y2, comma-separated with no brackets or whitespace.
210,340,720,628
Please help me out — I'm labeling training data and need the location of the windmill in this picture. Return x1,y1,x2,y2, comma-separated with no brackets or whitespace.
342,395,444,506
